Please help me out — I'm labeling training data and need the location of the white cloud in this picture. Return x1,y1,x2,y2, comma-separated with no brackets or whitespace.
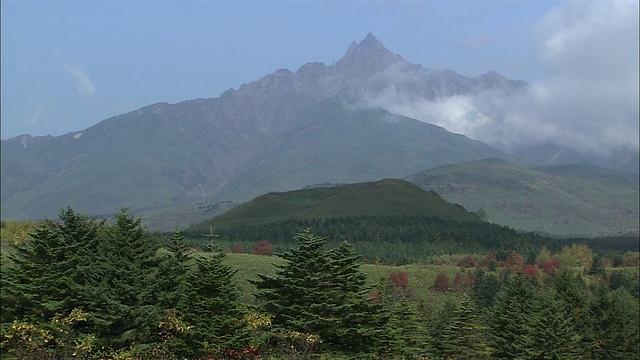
364,0,639,157
64,64,96,96
25,102,46,127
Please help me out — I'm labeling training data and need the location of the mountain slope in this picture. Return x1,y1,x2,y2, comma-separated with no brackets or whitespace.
406,158,639,236
1,34,526,222
216,96,512,200
190,178,480,231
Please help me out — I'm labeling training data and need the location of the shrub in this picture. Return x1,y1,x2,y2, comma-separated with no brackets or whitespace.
252,240,273,256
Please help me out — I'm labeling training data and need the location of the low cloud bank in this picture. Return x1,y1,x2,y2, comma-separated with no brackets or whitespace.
366,0,639,159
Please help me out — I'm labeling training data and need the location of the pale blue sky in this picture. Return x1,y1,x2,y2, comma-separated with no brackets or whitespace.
1,0,564,139
4,0,639,159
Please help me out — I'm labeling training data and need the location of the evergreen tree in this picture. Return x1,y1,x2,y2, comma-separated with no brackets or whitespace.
1,206,101,323
88,208,159,348
1,207,102,357
531,289,581,359
152,229,193,311
589,255,605,276
490,273,539,359
472,269,501,310
550,269,593,357
252,229,389,354
442,294,493,359
177,252,251,359
589,284,640,359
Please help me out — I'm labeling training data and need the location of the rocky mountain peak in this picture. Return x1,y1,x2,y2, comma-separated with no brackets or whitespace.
335,33,404,78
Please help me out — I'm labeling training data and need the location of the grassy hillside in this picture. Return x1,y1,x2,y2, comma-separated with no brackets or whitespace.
406,158,639,236
190,178,479,231
223,252,463,306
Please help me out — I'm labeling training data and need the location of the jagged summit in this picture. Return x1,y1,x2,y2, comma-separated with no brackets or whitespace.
335,33,404,78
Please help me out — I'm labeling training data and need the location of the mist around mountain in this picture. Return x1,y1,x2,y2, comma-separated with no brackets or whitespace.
1,34,518,220
1,34,637,236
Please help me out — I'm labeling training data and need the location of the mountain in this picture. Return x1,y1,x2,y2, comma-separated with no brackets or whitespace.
187,178,480,232
1,34,523,223
406,158,639,236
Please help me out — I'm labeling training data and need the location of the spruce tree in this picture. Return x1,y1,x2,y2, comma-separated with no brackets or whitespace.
589,283,640,359
177,252,251,359
1,206,101,323
490,272,538,359
88,208,159,348
442,294,493,359
152,229,193,311
531,289,581,359
252,229,388,354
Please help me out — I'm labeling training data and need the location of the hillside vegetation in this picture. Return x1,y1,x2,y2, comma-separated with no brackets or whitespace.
407,158,639,236
192,178,479,231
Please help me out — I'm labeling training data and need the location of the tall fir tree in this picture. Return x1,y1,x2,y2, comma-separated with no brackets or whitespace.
177,252,251,359
441,294,493,359
1,206,101,323
152,229,193,311
490,272,539,359
531,289,581,359
589,283,640,359
251,229,389,355
88,208,160,348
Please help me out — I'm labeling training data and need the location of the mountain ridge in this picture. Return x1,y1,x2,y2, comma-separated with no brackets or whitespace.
3,34,635,237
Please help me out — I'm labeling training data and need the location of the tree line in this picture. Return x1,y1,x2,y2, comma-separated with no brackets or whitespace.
1,207,638,359
184,215,639,265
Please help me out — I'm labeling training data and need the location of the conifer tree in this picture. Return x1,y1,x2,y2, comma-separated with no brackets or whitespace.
177,252,251,359
152,229,193,311
1,206,101,323
88,208,159,348
589,283,640,359
531,289,580,359
442,294,492,359
550,269,593,357
490,272,538,359
252,229,389,354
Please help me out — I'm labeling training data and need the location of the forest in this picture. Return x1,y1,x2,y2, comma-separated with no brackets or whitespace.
1,207,639,359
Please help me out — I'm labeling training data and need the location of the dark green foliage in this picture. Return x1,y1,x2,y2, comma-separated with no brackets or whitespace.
550,269,593,355
377,279,431,357
87,208,160,348
589,255,606,276
251,229,389,354
152,229,193,311
177,253,251,358
1,206,101,324
472,268,502,310
490,273,539,359
442,294,493,359
589,284,640,359
532,289,581,359
608,270,640,297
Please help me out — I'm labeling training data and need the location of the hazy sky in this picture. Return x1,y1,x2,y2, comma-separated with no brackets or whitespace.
1,0,637,154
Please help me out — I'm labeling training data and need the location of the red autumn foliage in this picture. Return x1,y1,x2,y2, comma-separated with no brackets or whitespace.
502,250,525,270
453,272,475,292
480,253,498,268
542,258,562,275
232,244,244,253
522,264,540,278
252,240,273,256
389,272,409,288
369,290,381,303
457,255,476,268
432,272,450,292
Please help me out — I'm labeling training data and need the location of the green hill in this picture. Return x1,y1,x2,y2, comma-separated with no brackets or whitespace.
189,178,479,232
406,158,639,236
